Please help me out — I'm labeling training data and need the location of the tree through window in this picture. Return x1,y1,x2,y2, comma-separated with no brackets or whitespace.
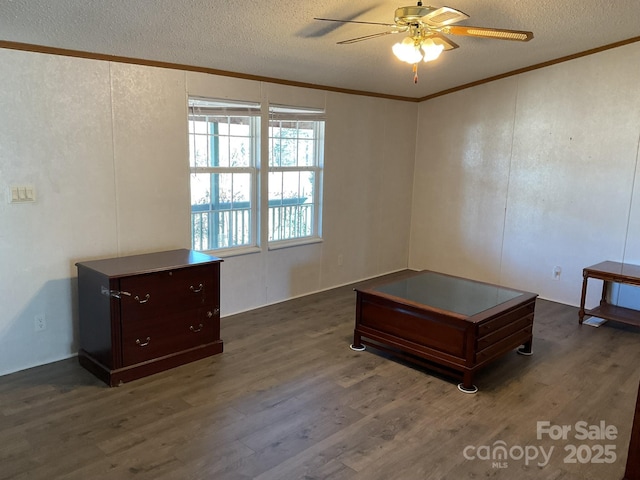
268,105,324,244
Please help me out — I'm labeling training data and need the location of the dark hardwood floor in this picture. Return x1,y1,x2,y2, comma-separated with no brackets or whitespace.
1,271,639,479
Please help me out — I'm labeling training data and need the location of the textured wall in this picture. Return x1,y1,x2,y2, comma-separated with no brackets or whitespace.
0,49,416,376
410,42,640,308
0,51,116,373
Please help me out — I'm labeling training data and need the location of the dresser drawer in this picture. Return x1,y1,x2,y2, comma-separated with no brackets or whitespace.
121,308,219,366
119,264,219,320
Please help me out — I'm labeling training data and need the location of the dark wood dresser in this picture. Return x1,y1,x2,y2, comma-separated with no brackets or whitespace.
76,249,223,386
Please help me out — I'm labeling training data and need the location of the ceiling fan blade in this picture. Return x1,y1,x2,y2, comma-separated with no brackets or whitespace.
429,33,459,51
337,30,404,45
314,17,397,28
447,25,533,41
423,6,469,27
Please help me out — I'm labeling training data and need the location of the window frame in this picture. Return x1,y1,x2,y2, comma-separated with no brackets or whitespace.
267,105,325,249
187,97,261,255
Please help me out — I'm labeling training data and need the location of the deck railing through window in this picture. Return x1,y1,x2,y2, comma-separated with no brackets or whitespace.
191,199,312,250
268,203,313,241
191,207,251,251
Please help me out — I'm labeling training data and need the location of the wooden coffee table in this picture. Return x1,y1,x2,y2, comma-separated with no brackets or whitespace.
351,270,538,393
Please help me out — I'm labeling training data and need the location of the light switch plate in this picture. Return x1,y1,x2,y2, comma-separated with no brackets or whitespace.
8,185,36,203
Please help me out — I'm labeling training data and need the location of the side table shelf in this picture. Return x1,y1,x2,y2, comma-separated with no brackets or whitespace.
579,261,640,327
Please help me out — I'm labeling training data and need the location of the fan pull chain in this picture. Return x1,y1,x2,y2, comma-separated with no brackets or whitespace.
413,63,418,84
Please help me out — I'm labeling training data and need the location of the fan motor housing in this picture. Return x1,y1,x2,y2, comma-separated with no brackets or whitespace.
394,6,434,25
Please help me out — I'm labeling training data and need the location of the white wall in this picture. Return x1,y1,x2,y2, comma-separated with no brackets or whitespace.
410,42,640,309
0,48,417,376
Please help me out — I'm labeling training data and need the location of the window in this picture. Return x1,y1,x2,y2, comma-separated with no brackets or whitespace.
188,98,325,253
188,98,259,251
268,105,324,244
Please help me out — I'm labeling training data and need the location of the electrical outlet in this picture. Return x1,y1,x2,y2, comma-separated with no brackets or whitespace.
338,254,344,266
553,266,562,280
34,314,46,332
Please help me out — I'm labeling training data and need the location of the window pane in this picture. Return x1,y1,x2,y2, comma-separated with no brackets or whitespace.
229,135,251,167
189,119,212,168
269,120,301,167
301,171,315,203
269,135,281,168
215,135,228,167
268,171,313,205
190,173,210,250
188,98,259,252
268,170,315,241
209,115,228,132
298,121,315,136
268,171,283,205
268,110,323,243
190,173,210,206
194,134,209,167
283,127,299,166
297,139,314,167
283,171,301,201
188,116,255,168
229,173,252,205
190,172,252,250
192,119,208,134
269,123,281,139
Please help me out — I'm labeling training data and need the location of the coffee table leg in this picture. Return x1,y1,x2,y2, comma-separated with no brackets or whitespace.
517,339,533,356
458,371,478,394
350,332,366,352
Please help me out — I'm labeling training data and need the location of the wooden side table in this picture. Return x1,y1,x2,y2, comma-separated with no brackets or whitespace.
579,261,640,327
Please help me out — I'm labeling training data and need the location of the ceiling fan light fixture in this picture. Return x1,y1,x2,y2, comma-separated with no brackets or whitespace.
421,38,444,62
315,3,533,84
392,36,422,64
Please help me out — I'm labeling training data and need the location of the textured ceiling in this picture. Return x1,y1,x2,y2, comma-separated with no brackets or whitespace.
1,0,639,99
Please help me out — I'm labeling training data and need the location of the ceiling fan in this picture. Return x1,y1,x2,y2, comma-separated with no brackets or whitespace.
315,1,533,83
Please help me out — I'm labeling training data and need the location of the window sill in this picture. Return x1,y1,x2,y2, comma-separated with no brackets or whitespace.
268,237,323,251
197,237,324,257
202,246,261,259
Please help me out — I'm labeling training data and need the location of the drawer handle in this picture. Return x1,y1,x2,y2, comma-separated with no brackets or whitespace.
136,336,151,347
134,294,150,304
101,287,131,299
207,308,220,318
190,283,204,293
190,324,204,333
